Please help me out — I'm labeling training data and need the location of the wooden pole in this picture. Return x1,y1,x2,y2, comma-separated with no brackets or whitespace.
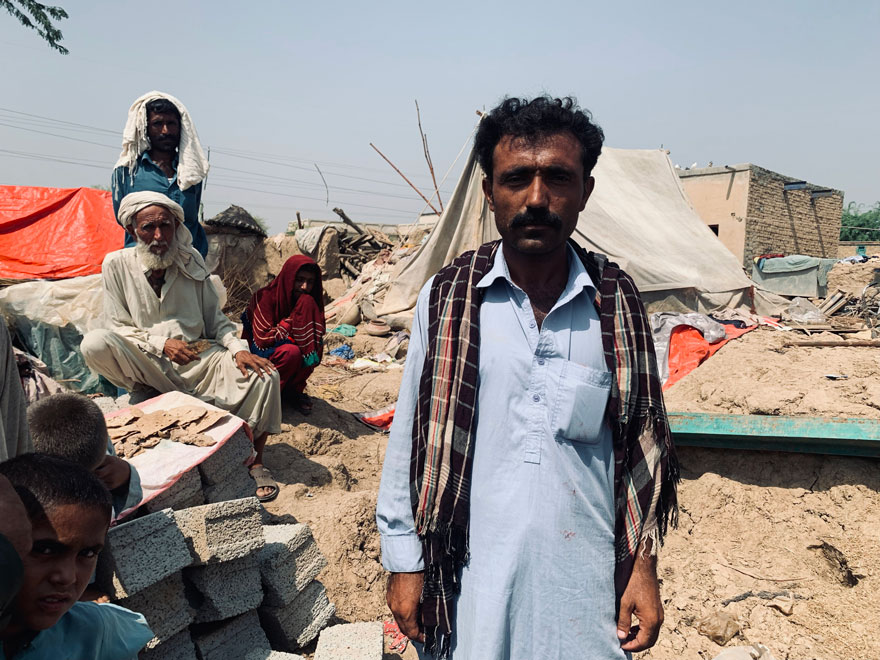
783,340,880,347
369,143,441,215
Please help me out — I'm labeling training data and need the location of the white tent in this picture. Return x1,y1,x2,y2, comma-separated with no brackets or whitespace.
379,147,776,316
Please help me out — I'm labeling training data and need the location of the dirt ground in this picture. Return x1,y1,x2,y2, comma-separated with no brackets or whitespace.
263,314,878,659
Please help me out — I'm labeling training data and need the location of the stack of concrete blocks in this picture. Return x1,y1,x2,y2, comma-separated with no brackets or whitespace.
314,622,384,660
257,524,335,650
95,509,195,652
108,497,334,659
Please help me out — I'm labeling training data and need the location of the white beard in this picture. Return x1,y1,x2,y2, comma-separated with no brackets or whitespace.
135,237,176,272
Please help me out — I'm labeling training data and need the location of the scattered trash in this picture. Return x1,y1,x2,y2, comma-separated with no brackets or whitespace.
370,353,394,363
350,358,384,370
384,330,410,359
353,404,396,433
824,373,848,380
766,595,795,616
712,643,777,660
808,540,861,586
782,297,825,324
329,324,358,337
328,344,355,360
697,611,741,645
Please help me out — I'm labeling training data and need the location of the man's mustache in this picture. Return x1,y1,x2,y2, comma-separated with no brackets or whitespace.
510,209,562,229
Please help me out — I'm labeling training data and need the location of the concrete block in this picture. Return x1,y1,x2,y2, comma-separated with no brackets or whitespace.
191,610,271,660
315,622,383,660
117,573,193,649
198,428,253,485
259,524,327,607
245,651,305,660
173,497,264,565
186,555,264,623
143,468,204,513
137,628,197,660
95,509,191,599
258,580,335,650
202,469,255,504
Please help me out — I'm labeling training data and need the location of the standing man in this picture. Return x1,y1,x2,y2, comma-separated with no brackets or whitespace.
81,191,281,501
112,91,210,258
376,96,679,659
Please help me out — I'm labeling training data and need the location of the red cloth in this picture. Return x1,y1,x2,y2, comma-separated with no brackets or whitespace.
663,323,756,390
0,186,123,279
243,255,325,363
270,343,315,393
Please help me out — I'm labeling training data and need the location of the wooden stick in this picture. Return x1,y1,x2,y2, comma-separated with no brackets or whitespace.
416,100,443,212
719,563,812,583
332,207,365,235
784,340,880,347
369,143,441,215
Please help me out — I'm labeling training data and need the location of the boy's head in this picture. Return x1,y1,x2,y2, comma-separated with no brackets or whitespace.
27,393,109,471
0,454,112,635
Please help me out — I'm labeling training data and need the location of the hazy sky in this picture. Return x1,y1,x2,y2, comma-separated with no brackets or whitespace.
2,1,877,235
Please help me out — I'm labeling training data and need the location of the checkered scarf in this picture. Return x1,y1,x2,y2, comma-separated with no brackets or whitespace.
410,240,679,658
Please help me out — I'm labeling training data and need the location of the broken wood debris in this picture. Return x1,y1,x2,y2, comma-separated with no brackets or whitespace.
110,405,227,459
332,207,395,284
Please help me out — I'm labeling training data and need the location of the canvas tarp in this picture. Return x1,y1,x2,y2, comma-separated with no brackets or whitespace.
0,185,122,280
378,147,780,316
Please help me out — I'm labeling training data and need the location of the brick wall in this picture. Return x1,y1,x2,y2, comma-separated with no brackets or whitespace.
743,166,843,267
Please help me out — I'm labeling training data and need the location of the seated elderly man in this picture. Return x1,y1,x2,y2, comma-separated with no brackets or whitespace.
81,191,281,501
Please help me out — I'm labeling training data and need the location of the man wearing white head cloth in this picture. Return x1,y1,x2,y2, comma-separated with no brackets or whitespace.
111,91,210,258
81,191,282,501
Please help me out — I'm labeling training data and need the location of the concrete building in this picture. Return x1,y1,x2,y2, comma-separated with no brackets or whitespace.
678,164,843,268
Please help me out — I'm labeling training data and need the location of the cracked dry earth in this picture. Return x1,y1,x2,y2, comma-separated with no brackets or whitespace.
261,326,878,659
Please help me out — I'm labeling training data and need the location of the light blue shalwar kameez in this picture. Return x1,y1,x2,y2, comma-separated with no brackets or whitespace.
377,245,628,660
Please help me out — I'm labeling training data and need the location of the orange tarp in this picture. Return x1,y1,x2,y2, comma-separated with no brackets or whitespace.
0,186,122,279
663,324,756,390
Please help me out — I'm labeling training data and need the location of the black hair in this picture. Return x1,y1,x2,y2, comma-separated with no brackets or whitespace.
27,393,109,470
0,453,112,523
474,95,604,181
145,98,180,120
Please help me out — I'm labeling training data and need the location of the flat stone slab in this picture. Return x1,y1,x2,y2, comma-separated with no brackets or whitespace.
315,622,384,660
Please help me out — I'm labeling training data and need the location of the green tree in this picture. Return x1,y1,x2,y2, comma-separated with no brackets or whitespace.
840,201,880,242
1,0,68,54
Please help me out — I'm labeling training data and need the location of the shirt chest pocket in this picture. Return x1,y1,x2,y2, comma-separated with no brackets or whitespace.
552,360,612,444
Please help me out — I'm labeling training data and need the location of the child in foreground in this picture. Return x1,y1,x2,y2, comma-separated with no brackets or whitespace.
0,454,153,659
27,393,142,518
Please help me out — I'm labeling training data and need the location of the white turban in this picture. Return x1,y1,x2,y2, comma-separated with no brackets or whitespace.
117,191,209,281
114,91,210,191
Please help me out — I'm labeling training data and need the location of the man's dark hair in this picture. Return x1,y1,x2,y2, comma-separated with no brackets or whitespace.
0,453,112,523
474,96,604,181
27,393,109,470
145,97,180,120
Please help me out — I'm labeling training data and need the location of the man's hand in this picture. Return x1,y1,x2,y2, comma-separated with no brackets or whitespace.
234,351,276,379
94,455,131,492
386,572,425,643
163,338,200,365
0,475,31,560
617,546,664,652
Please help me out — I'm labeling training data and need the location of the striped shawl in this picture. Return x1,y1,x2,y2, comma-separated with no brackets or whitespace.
410,240,679,658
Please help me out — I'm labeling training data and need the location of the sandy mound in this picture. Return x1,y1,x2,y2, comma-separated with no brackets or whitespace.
664,326,880,418
261,322,878,659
